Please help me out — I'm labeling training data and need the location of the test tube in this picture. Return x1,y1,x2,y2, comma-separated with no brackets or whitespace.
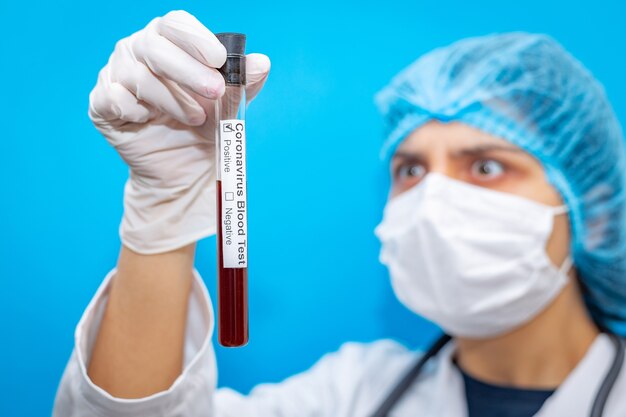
215,33,248,347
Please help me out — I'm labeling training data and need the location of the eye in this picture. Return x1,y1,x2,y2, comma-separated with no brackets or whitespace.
395,163,426,181
471,159,505,179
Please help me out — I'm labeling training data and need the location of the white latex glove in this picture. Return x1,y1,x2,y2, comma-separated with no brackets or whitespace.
89,10,270,254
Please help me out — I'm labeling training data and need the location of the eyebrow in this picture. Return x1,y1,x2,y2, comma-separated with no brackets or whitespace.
392,144,523,160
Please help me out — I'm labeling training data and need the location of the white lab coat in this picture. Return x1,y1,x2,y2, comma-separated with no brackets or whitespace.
53,269,626,417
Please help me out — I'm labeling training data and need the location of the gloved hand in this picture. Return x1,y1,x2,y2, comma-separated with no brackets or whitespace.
89,10,270,254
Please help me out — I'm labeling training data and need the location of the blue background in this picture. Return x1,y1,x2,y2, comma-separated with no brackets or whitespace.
1,0,625,415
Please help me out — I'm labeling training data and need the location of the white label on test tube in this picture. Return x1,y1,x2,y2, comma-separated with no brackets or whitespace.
220,119,248,268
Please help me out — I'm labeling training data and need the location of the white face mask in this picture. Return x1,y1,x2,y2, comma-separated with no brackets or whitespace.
374,173,572,339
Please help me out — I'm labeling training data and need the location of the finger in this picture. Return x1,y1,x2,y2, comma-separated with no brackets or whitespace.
156,10,227,68
89,67,154,123
109,83,155,123
133,25,225,99
245,53,271,103
112,53,206,126
89,66,120,121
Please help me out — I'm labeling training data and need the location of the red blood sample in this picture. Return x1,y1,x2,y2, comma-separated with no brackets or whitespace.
216,180,249,347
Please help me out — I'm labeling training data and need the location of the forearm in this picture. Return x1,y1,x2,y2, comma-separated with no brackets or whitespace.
87,243,196,398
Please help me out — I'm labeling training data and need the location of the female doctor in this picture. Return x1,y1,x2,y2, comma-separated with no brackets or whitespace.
53,10,626,417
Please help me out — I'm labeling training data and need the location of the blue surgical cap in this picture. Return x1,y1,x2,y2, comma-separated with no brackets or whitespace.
375,32,626,335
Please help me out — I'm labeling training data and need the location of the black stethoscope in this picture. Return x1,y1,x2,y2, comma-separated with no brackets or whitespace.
370,333,625,417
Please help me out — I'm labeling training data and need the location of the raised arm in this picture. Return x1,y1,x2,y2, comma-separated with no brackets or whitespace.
53,10,270,415
80,9,269,397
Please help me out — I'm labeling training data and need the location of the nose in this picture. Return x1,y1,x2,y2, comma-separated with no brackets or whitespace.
425,153,457,180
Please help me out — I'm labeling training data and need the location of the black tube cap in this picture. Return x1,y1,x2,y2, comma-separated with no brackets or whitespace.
216,33,246,56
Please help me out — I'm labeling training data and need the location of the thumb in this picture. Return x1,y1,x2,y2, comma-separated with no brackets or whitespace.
245,53,271,103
